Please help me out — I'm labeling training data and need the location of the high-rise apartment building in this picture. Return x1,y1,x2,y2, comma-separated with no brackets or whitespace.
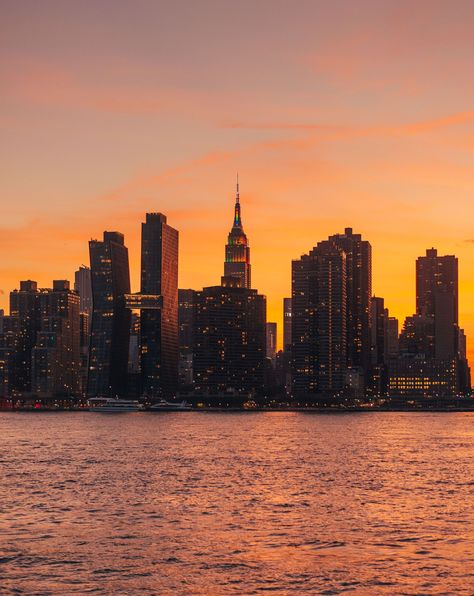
9,280,39,393
178,289,196,388
193,285,266,396
266,322,277,362
88,232,131,397
329,228,372,376
389,248,470,398
140,213,179,397
283,298,292,352
32,280,81,397
292,240,347,398
74,266,93,318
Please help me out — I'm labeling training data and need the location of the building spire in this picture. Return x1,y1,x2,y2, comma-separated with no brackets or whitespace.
233,175,242,228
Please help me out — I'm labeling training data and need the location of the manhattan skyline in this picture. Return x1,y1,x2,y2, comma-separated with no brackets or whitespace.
2,1,474,357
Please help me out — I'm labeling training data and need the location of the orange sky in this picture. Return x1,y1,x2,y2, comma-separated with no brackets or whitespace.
1,1,474,358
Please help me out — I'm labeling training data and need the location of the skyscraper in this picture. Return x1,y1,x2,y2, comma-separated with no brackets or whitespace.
9,280,39,393
292,240,347,398
266,322,277,362
389,248,470,398
283,298,292,352
369,296,390,395
193,285,266,397
178,289,196,388
329,228,372,377
32,280,81,397
88,232,131,397
74,266,93,318
416,248,458,320
140,213,179,397
224,178,251,289
416,248,458,360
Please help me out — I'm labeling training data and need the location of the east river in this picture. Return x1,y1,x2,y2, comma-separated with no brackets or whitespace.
1,412,474,594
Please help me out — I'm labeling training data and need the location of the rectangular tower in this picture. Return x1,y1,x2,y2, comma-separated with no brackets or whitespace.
88,232,131,397
292,240,347,398
283,298,292,352
329,228,372,377
140,213,179,397
193,285,266,397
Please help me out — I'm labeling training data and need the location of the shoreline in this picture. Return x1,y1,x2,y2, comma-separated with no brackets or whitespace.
2,406,474,413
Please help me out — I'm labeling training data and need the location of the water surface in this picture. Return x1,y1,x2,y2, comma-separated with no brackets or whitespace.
1,412,474,594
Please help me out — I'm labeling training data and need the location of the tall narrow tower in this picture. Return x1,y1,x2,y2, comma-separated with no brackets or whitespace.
224,177,251,288
88,232,131,397
140,213,179,397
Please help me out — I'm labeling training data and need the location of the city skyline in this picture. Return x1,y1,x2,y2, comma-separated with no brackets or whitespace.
0,192,471,358
3,1,474,358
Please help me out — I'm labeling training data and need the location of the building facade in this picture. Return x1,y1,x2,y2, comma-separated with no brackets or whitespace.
88,232,131,397
224,179,251,289
193,285,266,396
292,240,347,398
140,213,179,397
329,228,372,378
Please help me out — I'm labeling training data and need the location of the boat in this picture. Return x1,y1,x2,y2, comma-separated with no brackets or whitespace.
88,397,143,412
149,399,192,411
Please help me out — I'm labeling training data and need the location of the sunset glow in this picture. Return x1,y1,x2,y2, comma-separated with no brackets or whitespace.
2,1,474,358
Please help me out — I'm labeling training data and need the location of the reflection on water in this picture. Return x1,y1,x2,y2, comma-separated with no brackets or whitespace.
1,412,474,593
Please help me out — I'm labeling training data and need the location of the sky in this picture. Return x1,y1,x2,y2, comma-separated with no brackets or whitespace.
2,0,474,355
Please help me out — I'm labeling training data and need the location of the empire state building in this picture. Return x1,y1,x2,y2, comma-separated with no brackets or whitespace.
223,178,251,288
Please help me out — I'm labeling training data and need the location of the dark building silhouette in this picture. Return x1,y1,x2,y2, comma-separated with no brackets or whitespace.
266,322,277,363
283,298,292,352
0,311,19,399
0,280,81,399
9,280,39,393
178,289,196,388
329,228,372,379
389,248,470,398
140,213,179,397
416,248,458,320
75,266,92,396
417,248,458,360
292,240,347,398
224,178,251,289
386,317,399,359
74,266,93,318
88,232,131,397
32,281,81,397
369,296,396,396
389,357,458,398
458,328,471,392
193,285,266,397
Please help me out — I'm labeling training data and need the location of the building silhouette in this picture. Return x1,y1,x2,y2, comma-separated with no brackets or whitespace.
74,266,93,318
193,284,266,398
192,184,265,399
292,240,347,399
283,298,292,352
32,280,81,397
139,213,179,397
389,248,470,398
266,322,277,363
88,232,131,397
0,280,81,399
369,296,391,395
178,289,196,388
329,228,372,379
8,280,39,394
224,178,251,289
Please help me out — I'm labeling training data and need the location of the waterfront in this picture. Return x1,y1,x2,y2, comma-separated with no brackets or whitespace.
1,412,474,594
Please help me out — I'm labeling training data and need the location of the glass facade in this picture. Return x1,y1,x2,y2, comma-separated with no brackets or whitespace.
140,213,179,397
88,232,131,397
